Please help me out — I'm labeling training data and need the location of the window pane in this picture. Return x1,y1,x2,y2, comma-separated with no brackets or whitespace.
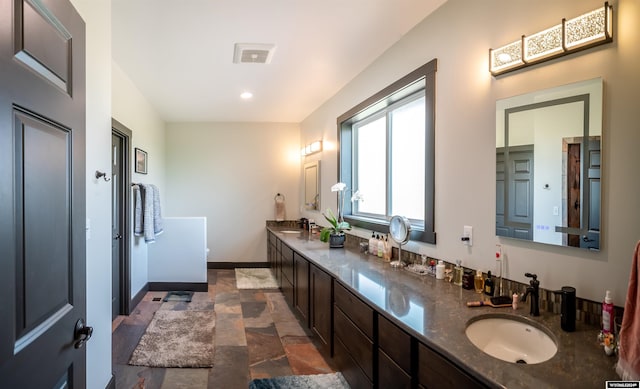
355,116,386,215
391,96,425,221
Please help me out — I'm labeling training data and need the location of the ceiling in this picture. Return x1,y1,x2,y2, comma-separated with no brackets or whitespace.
111,0,447,123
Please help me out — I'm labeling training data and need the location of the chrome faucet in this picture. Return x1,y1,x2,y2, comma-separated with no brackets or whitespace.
520,273,540,316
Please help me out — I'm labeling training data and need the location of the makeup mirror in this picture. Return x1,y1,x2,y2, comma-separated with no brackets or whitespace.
496,78,602,250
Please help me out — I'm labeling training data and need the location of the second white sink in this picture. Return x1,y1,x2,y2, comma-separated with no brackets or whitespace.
465,314,557,364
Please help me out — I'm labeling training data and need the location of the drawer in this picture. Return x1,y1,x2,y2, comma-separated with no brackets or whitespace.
268,231,276,246
418,342,487,389
334,306,373,379
282,277,294,308
379,349,411,389
378,314,412,374
334,334,373,389
334,282,373,339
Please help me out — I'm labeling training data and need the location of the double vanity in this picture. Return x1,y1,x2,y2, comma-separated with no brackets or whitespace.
267,226,618,388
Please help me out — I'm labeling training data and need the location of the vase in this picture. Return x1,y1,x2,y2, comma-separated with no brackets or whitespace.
329,233,346,248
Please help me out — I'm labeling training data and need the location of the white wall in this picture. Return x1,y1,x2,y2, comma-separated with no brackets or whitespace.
112,62,167,298
301,0,640,304
165,122,300,263
68,0,112,388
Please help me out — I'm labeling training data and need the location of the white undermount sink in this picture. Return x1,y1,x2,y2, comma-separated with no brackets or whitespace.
280,230,301,234
465,314,557,364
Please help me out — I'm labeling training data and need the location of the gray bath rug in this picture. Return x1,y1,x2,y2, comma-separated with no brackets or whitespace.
235,268,278,289
129,309,215,368
248,373,350,389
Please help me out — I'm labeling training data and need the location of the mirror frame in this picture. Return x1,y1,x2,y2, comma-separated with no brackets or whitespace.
496,78,602,250
303,161,320,211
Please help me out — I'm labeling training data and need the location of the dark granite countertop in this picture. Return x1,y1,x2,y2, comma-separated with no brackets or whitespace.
267,227,620,388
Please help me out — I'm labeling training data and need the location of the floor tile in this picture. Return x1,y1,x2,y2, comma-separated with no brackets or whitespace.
245,324,286,365
160,368,209,389
214,313,247,347
284,342,333,375
209,345,250,389
249,354,293,380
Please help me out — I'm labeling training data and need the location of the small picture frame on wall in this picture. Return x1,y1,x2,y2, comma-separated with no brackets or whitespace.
135,148,148,174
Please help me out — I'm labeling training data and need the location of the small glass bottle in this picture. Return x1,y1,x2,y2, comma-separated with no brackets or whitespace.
453,260,463,286
474,270,484,293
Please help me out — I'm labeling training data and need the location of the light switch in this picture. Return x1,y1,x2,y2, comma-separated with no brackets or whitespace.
553,206,559,216
462,225,473,246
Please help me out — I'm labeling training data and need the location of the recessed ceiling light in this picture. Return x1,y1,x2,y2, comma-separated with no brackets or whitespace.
240,91,253,100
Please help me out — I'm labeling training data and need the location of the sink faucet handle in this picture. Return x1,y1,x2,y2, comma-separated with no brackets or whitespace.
524,272,537,280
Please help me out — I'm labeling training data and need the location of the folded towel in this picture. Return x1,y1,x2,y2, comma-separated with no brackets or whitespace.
617,240,640,380
150,184,163,236
134,185,143,236
133,184,163,243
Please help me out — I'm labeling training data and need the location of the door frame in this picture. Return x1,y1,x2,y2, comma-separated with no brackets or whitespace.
112,118,132,316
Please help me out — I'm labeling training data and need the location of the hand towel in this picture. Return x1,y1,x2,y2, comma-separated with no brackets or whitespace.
275,194,285,221
134,185,143,236
149,184,164,236
617,240,640,380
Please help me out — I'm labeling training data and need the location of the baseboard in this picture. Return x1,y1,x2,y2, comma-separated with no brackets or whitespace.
207,262,269,269
148,282,208,292
130,283,149,313
105,374,115,389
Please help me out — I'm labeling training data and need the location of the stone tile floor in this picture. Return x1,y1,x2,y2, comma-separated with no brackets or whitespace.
112,269,336,389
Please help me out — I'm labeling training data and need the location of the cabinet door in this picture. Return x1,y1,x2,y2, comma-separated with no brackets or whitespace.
378,314,412,374
379,349,411,389
310,264,332,356
281,244,294,284
294,253,309,326
418,342,487,389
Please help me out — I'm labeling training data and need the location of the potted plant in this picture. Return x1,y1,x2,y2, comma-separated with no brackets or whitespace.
320,208,351,248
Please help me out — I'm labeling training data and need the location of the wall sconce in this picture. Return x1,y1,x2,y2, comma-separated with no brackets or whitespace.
300,140,323,157
490,2,612,76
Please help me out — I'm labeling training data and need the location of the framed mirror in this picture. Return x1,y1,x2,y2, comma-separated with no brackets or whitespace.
496,78,602,250
304,161,320,211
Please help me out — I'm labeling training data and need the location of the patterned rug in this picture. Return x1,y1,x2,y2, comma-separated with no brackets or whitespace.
235,268,278,289
129,308,215,368
248,373,350,389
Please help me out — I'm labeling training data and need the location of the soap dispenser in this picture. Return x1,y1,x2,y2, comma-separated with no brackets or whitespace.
557,286,576,332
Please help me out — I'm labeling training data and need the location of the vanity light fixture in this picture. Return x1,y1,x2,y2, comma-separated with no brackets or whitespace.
240,91,253,99
489,2,612,76
300,140,323,157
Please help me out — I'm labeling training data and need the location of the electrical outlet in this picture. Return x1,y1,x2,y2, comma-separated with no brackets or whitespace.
462,225,472,246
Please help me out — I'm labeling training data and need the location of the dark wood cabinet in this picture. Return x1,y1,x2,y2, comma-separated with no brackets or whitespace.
379,348,411,389
334,282,374,388
418,342,486,389
310,264,332,356
281,243,294,285
293,253,309,326
378,314,412,373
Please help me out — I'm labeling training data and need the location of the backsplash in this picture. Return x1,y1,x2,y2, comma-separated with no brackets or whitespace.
267,221,621,330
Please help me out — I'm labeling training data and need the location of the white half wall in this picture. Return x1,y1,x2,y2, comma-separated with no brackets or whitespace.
112,62,167,299
165,122,300,263
300,0,640,304
148,217,207,283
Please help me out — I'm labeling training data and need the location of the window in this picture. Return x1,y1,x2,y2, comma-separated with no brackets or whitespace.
338,59,436,243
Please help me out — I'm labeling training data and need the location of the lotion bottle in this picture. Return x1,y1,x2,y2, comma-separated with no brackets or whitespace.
602,290,614,334
435,260,445,280
453,260,463,286
377,236,384,258
369,232,377,255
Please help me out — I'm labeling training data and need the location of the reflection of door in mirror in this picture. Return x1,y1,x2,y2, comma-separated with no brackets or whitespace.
495,78,602,250
304,161,320,210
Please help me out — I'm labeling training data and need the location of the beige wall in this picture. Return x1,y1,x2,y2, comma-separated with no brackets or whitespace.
301,0,640,303
112,62,167,298
165,122,300,262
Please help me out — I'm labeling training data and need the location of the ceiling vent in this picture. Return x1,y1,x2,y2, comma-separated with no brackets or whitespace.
233,43,276,64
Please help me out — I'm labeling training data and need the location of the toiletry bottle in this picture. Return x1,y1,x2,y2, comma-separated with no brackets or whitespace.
377,236,384,258
462,269,474,290
483,271,495,297
435,260,445,280
369,232,377,255
383,236,391,262
453,260,463,286
602,290,614,334
512,293,518,310
474,270,484,293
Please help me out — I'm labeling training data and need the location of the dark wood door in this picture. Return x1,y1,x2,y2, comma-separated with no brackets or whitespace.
112,133,123,319
581,138,600,250
0,0,87,387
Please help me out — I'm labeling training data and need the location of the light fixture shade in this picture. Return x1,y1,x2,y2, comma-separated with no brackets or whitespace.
310,140,322,153
564,3,612,49
489,2,612,77
490,40,523,75
524,24,563,62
